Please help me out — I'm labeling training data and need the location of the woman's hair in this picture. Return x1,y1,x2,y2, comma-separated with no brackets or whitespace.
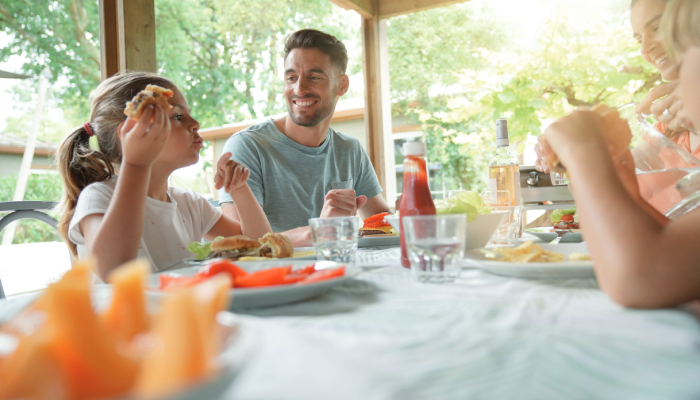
55,71,176,257
662,0,700,63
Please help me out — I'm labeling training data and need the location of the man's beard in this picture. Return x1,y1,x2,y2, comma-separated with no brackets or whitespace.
287,97,335,127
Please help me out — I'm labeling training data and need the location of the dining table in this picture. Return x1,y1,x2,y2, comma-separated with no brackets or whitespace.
1,236,700,400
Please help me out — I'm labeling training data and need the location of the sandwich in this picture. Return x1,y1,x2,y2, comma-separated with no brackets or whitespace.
209,235,262,260
124,84,174,121
359,212,397,237
258,232,294,258
550,207,579,230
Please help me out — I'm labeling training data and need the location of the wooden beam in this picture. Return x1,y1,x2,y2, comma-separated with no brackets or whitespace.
98,0,120,79
361,17,396,202
0,146,53,157
117,0,157,72
378,0,470,19
327,0,375,18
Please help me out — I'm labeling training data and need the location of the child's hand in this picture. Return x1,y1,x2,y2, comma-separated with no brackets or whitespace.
118,104,171,168
214,152,250,194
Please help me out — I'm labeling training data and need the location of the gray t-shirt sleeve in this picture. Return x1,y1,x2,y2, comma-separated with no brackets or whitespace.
354,144,384,199
217,133,264,205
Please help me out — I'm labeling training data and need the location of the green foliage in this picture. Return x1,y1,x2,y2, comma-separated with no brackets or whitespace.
388,0,660,192
0,174,63,244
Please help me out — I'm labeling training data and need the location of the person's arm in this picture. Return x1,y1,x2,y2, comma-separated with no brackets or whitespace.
542,109,700,308
80,105,170,281
208,153,272,240
220,203,311,247
358,193,391,219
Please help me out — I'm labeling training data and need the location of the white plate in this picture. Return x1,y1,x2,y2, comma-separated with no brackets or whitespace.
463,243,595,279
149,260,360,309
358,235,400,247
524,228,583,243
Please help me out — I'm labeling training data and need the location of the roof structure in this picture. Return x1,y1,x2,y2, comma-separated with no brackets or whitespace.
0,133,58,156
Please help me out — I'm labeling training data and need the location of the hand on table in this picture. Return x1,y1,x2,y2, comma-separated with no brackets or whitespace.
214,152,250,194
119,104,171,168
320,189,367,218
638,81,691,134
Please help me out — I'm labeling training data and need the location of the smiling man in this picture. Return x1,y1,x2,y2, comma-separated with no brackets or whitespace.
218,29,391,245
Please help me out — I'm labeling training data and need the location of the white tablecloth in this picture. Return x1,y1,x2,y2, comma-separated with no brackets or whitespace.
2,246,700,400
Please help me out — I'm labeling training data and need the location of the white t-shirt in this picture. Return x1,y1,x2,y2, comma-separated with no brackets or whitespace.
68,176,222,272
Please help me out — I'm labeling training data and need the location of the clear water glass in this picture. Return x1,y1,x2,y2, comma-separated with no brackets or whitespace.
550,171,569,185
487,204,523,246
308,217,359,263
402,214,466,284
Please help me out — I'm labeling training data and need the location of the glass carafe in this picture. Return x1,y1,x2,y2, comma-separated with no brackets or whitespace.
618,104,700,218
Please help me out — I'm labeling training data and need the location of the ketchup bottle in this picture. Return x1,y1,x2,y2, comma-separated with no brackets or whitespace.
398,141,436,268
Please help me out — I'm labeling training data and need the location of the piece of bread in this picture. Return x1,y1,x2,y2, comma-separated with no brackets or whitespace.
258,233,294,258
546,104,633,173
124,84,174,121
210,235,261,252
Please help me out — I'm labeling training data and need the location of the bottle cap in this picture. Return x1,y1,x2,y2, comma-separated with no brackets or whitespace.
403,141,426,156
496,118,509,147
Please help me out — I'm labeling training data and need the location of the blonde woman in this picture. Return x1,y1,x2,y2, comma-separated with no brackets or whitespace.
56,71,272,280
534,0,700,309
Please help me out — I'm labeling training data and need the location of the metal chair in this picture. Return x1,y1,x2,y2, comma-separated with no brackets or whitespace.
0,201,60,299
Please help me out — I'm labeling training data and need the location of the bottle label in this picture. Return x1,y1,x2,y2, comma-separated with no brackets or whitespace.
489,178,498,199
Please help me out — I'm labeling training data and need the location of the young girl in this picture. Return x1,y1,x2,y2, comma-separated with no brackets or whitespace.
56,71,272,281
535,0,700,309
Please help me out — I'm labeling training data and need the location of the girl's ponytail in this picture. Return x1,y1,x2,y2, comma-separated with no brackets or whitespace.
54,71,176,258
55,124,116,257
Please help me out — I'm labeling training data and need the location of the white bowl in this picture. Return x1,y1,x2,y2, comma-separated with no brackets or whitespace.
386,213,506,250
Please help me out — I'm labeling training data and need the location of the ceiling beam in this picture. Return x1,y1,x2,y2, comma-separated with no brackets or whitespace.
327,0,375,19
378,0,470,19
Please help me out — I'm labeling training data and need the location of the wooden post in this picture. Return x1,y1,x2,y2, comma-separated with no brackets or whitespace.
99,0,157,78
98,0,120,79
361,17,396,203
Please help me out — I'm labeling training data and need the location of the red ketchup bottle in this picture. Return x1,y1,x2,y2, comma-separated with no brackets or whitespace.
398,141,436,268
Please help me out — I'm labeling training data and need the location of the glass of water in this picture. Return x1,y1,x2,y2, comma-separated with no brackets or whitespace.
402,214,466,283
308,216,359,263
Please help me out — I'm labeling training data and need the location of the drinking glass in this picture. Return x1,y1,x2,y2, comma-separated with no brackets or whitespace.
402,214,466,283
308,217,359,263
550,171,569,186
480,190,511,206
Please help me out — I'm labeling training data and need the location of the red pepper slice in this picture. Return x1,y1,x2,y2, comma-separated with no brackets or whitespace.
198,260,248,287
234,266,293,288
303,266,346,284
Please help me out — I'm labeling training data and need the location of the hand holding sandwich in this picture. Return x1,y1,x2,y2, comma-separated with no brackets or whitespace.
119,104,172,169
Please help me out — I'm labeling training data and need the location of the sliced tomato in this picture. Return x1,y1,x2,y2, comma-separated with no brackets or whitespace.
158,274,207,291
234,266,293,288
282,265,317,284
363,212,389,224
199,260,248,287
363,220,392,229
303,266,346,284
560,214,575,222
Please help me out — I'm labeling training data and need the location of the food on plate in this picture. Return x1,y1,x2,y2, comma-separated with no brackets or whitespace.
123,84,174,121
435,191,490,222
483,241,589,263
189,233,300,261
258,232,294,258
550,207,580,229
157,259,346,290
359,212,397,237
546,104,633,173
210,235,262,259
0,258,231,400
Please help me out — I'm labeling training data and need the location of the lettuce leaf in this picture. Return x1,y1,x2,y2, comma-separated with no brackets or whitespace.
187,236,224,260
435,191,490,222
550,207,577,223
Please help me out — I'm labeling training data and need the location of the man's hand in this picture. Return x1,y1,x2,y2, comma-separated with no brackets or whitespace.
638,81,689,133
214,152,250,194
320,189,367,218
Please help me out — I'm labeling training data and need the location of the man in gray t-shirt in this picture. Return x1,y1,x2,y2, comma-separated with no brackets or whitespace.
219,29,391,245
